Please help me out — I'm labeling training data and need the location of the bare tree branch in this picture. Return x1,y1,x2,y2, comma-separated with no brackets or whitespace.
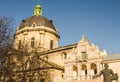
0,16,14,47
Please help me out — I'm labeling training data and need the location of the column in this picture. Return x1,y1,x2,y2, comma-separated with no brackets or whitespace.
64,64,67,80
78,63,81,80
66,65,71,80
97,61,100,74
87,62,90,80
97,61,101,79
39,31,45,50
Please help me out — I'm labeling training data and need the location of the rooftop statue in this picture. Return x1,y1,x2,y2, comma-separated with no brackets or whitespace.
93,63,118,82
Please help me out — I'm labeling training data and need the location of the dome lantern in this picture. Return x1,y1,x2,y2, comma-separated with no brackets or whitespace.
34,4,43,16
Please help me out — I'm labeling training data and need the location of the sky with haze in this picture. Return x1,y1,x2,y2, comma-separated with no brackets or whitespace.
0,0,120,54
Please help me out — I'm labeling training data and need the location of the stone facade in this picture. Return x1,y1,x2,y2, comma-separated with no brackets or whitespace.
10,4,120,82
14,25,59,51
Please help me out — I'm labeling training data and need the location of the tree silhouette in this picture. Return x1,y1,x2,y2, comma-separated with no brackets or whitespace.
0,16,14,81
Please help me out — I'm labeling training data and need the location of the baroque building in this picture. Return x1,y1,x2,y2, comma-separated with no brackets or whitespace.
2,3,120,82
14,4,59,51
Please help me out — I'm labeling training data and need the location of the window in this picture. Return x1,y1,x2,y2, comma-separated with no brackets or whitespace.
85,69,87,75
50,40,53,49
94,68,97,74
81,51,87,59
31,37,35,48
33,24,35,27
61,52,67,60
73,65,78,74
81,64,87,75
72,65,78,79
40,78,45,82
18,40,21,49
91,63,97,74
64,53,67,59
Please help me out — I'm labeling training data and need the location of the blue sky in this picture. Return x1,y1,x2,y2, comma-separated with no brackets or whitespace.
0,0,120,54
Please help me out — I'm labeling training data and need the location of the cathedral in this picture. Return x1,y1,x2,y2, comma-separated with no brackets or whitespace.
2,3,120,82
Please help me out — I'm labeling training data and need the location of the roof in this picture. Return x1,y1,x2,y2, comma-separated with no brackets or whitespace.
39,43,77,55
103,53,120,62
18,15,57,32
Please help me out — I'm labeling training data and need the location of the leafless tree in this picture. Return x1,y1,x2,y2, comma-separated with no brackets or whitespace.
0,16,14,47
0,16,14,67
0,16,14,81
0,16,14,62
0,16,63,81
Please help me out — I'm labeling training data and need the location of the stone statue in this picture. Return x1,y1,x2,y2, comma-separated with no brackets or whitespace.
93,63,118,82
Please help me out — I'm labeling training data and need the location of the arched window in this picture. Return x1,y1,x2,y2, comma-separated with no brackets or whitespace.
73,65,78,74
90,63,97,74
18,40,21,49
33,23,36,27
50,40,53,49
63,52,67,59
81,64,87,75
72,65,78,79
31,37,35,48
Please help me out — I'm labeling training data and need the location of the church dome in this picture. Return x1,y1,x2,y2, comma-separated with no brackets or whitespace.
18,15,57,32
18,4,57,32
14,4,59,51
